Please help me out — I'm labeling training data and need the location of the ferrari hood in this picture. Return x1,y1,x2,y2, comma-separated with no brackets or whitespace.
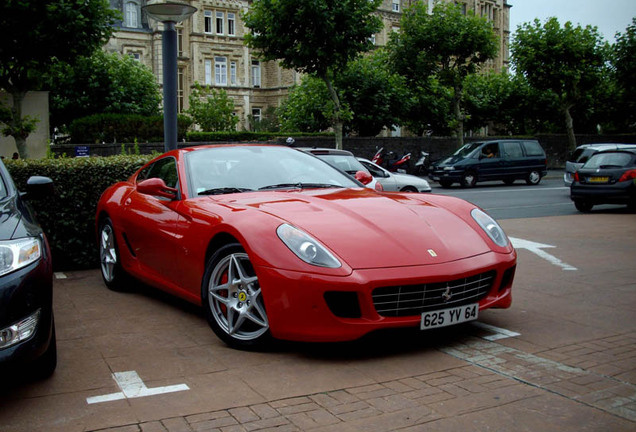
215,189,491,269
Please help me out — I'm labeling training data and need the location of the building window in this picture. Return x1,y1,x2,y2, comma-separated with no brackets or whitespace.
178,67,184,112
252,108,262,123
177,28,183,57
481,3,494,21
129,52,141,61
216,11,224,35
124,1,139,28
392,0,400,13
251,60,261,88
230,61,237,85
205,59,212,86
215,56,227,85
204,11,213,33
369,34,376,45
228,13,236,36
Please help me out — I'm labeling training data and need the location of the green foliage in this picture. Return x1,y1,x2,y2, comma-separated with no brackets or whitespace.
388,2,498,141
47,50,161,130
612,17,636,131
187,131,331,142
5,155,153,269
68,113,193,144
186,84,239,132
0,0,118,157
511,17,609,149
278,77,334,133
248,107,280,132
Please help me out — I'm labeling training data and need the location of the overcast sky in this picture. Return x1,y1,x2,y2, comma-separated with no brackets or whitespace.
508,0,636,42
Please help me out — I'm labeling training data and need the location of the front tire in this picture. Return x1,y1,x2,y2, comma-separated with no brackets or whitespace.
202,243,271,350
461,171,477,188
439,179,453,188
99,217,130,291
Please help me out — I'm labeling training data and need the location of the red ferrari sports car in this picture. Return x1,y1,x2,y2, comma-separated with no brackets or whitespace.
96,144,516,349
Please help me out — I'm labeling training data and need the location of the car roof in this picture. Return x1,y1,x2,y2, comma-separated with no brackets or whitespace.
593,148,636,155
576,143,636,151
297,147,355,156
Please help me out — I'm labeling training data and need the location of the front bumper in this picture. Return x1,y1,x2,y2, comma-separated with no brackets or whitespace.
429,169,463,184
0,241,54,366
257,250,516,342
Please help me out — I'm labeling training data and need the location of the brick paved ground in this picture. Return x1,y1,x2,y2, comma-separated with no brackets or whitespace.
90,332,636,432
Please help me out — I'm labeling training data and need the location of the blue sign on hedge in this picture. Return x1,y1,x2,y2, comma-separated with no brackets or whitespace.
75,146,90,157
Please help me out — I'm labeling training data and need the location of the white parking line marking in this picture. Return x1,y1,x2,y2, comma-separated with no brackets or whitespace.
509,237,577,271
54,272,67,279
86,371,189,404
472,322,521,341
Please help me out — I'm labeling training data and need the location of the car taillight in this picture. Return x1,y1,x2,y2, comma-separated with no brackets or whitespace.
374,182,384,191
618,169,636,182
573,171,580,183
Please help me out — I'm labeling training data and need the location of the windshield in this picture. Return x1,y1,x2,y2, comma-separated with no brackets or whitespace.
453,143,482,158
185,146,360,196
583,152,634,169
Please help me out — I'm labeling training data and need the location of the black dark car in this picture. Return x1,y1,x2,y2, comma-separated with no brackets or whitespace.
570,149,636,212
429,139,547,188
0,159,56,379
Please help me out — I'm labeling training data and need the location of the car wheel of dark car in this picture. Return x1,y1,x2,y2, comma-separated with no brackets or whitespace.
202,243,271,350
526,170,541,185
461,171,477,188
98,217,130,291
32,318,57,379
439,179,453,188
574,200,594,212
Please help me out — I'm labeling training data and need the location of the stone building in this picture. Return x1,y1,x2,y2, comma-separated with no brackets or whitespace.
105,0,510,132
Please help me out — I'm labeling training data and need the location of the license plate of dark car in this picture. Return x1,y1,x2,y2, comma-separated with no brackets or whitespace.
420,303,478,330
588,176,609,183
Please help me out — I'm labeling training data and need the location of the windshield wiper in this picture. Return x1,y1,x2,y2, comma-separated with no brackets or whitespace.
198,187,253,196
258,183,343,190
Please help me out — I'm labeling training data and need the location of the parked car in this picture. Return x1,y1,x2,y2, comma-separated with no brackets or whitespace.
358,158,431,192
570,148,636,212
96,144,516,350
0,160,56,379
298,147,383,191
429,139,547,188
564,143,636,186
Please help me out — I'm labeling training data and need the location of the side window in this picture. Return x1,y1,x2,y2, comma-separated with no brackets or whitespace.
139,157,179,189
522,141,545,157
0,175,7,199
481,143,500,158
501,142,523,159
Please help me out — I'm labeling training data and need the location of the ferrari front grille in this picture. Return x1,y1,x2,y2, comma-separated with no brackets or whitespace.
372,271,495,317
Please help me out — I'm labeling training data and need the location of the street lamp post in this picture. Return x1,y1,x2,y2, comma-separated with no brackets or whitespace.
142,1,197,152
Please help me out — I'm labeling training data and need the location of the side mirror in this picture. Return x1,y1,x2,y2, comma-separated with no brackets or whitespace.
25,176,54,200
355,170,373,185
137,178,178,199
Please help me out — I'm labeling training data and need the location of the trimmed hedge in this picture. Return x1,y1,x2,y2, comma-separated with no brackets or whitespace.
68,113,193,144
187,131,333,142
5,155,154,270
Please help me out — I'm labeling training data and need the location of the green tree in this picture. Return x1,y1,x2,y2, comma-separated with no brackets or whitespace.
187,84,239,132
511,17,609,152
0,0,118,157
613,17,636,131
47,50,161,132
389,2,498,145
277,76,335,133
243,0,382,148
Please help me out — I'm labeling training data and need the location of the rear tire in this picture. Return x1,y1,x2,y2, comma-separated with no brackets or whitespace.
461,171,477,188
98,217,130,291
574,200,593,212
526,170,541,185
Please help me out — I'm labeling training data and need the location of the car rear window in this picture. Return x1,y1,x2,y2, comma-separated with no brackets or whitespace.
522,141,544,156
584,152,634,169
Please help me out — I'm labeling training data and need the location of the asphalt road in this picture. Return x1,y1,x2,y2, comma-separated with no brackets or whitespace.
1,182,635,432
430,174,635,220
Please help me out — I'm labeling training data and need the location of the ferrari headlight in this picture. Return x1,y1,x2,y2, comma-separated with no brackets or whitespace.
0,238,42,277
471,209,509,247
277,224,341,268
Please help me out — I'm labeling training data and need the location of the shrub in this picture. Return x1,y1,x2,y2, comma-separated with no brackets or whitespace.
5,155,154,270
187,131,332,142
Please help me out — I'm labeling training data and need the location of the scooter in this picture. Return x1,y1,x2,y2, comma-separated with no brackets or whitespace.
372,147,411,173
414,151,429,176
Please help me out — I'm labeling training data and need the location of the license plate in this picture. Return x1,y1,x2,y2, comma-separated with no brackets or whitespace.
588,176,609,183
420,303,478,330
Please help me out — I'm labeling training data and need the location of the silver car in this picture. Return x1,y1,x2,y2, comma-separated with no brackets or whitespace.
564,143,636,186
358,158,431,193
